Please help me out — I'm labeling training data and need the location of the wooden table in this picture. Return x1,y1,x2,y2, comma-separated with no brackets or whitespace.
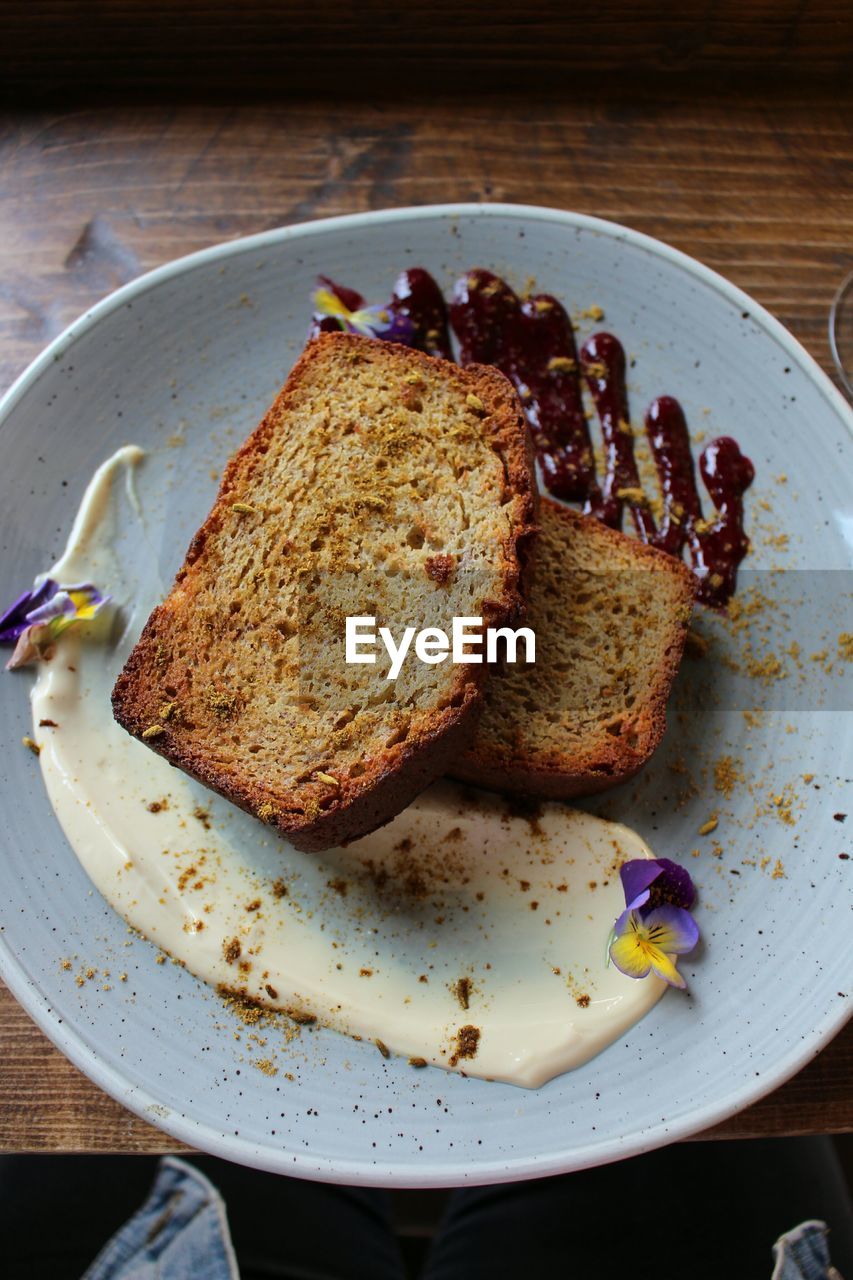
0,87,851,1152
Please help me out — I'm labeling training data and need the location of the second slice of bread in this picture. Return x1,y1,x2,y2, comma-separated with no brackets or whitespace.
452,500,695,798
112,332,536,851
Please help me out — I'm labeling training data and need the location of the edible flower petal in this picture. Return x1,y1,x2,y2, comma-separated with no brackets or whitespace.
311,285,416,346
619,859,661,913
609,905,699,990
0,578,58,642
620,856,696,915
2,580,110,669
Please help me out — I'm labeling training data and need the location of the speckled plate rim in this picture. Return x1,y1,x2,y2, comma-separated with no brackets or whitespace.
0,203,850,1186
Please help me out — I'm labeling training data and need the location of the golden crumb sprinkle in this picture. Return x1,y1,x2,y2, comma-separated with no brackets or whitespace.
466,393,485,413
746,652,785,683
231,501,259,515
449,1024,480,1067
547,356,577,373
408,1056,428,1068
771,859,786,879
714,756,743,800
838,633,853,662
141,725,165,741
206,690,237,718
22,736,40,755
253,1058,278,1077
375,1038,391,1058
257,802,278,823
770,788,797,826
698,815,719,836
314,771,340,787
452,976,472,1010
616,487,648,505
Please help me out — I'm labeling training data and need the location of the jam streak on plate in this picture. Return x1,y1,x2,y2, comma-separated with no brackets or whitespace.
448,269,754,606
449,269,597,504
645,397,755,607
389,267,453,360
580,331,655,540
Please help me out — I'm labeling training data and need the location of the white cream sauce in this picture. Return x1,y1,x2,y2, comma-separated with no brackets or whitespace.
31,447,665,1088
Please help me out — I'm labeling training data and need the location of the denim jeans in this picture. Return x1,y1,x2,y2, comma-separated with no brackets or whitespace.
1,1139,850,1279
74,1144,851,1280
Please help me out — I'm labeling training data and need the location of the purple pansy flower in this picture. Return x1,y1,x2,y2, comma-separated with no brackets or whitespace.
609,857,699,990
310,285,416,346
1,579,110,669
609,904,699,990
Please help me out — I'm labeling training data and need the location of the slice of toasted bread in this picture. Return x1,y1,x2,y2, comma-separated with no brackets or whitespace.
451,500,695,799
112,332,536,852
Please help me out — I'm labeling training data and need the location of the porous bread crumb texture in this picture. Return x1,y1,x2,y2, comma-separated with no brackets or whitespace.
452,501,695,799
112,332,536,851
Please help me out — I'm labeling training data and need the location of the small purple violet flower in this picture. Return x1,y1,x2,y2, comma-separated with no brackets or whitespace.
1,579,111,669
609,857,699,990
310,284,417,346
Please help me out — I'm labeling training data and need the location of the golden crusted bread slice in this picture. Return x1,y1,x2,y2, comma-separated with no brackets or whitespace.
112,331,536,852
451,501,695,798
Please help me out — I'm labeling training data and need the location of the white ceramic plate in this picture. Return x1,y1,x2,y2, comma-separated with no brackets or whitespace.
0,204,851,1186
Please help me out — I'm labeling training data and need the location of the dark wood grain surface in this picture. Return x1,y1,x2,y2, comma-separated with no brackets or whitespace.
0,91,850,1151
2,1,852,100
